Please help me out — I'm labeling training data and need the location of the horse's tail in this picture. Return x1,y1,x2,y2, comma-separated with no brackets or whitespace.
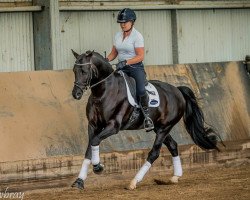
178,86,221,151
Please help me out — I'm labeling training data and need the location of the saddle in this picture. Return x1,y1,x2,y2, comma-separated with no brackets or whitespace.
117,71,160,108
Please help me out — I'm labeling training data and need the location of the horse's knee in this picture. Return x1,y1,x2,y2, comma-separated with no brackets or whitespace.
91,137,100,146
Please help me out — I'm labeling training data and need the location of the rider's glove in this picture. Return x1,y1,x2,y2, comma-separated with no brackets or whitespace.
116,60,127,70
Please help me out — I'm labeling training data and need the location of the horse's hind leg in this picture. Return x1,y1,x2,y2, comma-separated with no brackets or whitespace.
163,135,183,183
128,126,172,190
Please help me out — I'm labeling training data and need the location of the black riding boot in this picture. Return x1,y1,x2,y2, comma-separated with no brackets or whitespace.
139,94,154,132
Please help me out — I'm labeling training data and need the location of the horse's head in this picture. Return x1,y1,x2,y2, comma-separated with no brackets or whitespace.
71,50,99,100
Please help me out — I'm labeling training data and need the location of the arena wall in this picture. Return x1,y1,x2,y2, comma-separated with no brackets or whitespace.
0,61,249,189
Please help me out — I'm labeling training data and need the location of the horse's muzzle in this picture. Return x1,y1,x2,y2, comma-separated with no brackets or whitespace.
72,86,84,100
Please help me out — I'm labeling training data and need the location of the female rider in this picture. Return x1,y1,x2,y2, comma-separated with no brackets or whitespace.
107,8,154,131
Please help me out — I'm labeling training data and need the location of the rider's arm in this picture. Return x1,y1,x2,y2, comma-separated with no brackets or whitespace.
126,47,144,65
107,46,118,62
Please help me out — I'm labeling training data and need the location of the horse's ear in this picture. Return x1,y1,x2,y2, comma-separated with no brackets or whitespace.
71,49,79,59
85,50,94,57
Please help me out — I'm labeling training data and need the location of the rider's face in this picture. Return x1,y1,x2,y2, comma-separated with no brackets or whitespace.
120,21,133,32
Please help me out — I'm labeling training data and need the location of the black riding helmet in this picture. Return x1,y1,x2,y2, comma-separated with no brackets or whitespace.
117,8,136,23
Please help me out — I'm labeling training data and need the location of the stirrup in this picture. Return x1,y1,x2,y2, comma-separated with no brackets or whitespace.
144,117,154,132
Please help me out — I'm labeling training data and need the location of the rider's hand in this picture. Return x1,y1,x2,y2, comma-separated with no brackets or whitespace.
116,60,127,70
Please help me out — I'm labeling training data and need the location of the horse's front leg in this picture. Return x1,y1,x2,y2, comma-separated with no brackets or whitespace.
73,120,121,189
72,124,96,190
72,102,127,190
90,119,120,174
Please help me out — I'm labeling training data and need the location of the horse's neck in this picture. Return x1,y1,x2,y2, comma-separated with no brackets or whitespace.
100,63,113,76
90,60,114,98
92,54,113,75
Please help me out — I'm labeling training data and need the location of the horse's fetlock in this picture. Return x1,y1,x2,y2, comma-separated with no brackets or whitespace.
93,163,104,174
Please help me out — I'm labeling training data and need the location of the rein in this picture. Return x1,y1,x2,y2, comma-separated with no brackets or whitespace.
89,70,115,89
74,61,115,90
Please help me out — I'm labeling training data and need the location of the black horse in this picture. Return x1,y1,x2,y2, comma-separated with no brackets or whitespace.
71,50,220,190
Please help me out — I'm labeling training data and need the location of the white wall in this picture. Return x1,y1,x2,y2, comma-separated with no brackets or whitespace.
178,9,250,64
0,12,34,72
58,10,172,70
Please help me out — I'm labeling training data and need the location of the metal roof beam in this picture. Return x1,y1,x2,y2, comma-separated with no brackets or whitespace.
0,6,42,13
59,1,250,11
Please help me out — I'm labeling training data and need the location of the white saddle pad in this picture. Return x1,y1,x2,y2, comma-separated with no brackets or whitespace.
119,71,160,108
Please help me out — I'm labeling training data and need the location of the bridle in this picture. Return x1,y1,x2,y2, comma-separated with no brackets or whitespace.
73,62,94,92
73,60,115,92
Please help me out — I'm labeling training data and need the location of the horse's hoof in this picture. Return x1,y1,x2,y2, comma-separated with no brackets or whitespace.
71,178,84,190
93,163,104,174
170,176,180,184
127,179,137,190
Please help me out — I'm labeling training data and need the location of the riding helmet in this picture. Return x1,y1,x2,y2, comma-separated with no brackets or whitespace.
117,8,136,23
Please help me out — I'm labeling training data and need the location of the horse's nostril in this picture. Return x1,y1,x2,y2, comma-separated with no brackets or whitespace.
72,89,83,100
77,92,82,97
